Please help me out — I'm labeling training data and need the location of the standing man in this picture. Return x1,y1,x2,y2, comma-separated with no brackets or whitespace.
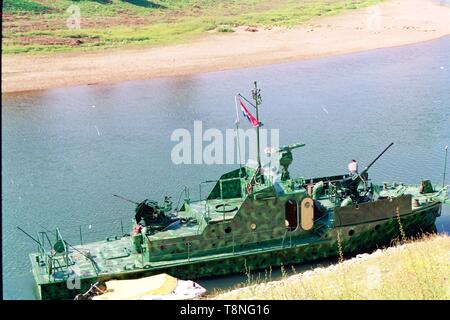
348,159,358,176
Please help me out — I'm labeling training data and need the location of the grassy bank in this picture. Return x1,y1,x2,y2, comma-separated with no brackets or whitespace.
211,234,450,300
2,0,384,54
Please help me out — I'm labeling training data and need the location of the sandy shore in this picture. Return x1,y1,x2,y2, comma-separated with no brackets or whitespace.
2,0,450,94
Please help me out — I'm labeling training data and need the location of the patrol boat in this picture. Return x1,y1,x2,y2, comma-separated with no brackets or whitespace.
22,82,449,300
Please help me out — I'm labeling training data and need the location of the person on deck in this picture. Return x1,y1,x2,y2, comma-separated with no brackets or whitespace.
348,159,358,176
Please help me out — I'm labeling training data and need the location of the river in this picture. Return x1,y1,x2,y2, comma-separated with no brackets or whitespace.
2,36,450,299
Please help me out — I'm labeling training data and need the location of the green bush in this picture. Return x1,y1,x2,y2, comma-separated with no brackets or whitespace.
217,25,235,33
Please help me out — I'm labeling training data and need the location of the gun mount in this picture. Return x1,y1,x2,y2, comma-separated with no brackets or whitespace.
278,143,306,181
339,142,394,199
134,197,175,230
114,194,177,232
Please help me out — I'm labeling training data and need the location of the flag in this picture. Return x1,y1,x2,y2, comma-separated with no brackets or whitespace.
238,97,262,127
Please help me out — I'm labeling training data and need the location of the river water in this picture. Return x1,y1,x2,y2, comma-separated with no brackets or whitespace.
2,36,450,300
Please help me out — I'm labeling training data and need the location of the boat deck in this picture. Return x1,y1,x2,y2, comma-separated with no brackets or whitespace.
32,227,330,285
30,181,448,291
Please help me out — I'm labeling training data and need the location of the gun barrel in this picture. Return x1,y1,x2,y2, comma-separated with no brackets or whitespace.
278,143,306,152
352,143,394,182
112,194,139,205
365,142,394,171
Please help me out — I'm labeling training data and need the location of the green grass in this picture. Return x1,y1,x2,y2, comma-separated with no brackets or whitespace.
211,234,450,300
217,25,235,33
2,0,385,54
3,0,53,13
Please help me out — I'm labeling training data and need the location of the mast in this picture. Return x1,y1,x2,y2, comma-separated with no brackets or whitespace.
234,95,244,178
252,81,262,175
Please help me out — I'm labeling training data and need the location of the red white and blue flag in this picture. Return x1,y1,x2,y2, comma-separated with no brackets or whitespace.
235,96,262,127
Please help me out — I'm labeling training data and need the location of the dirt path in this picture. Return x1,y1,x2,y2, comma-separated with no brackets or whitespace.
2,0,450,93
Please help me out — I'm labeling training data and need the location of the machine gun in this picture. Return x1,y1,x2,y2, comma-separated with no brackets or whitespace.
113,194,176,231
339,142,394,197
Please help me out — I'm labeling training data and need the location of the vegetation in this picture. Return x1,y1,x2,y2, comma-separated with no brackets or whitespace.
216,25,235,33
2,0,384,54
3,0,52,13
210,234,450,300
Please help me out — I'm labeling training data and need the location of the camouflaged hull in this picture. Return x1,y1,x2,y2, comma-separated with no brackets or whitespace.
29,166,446,300
33,204,440,300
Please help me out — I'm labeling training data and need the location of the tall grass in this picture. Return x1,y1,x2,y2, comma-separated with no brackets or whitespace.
211,234,450,300
396,206,407,243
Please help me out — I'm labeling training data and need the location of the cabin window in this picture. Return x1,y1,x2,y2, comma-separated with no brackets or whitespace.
285,200,299,231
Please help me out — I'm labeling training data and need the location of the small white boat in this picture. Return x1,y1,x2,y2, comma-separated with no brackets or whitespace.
90,273,206,300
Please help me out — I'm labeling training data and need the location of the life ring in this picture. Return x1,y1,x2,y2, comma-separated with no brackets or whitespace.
246,183,253,194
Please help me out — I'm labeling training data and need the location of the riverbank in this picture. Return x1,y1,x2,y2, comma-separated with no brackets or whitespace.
3,0,384,54
3,0,450,93
210,234,450,300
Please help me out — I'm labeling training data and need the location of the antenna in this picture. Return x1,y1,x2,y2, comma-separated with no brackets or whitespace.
17,226,41,245
443,145,448,187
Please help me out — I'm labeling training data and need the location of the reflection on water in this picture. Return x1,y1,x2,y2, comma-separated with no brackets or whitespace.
2,36,450,299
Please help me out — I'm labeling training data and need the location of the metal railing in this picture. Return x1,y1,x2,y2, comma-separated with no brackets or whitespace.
51,216,132,246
